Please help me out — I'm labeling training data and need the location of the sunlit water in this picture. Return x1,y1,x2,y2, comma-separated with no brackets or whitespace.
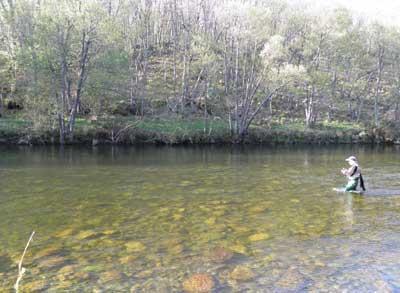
1,145,400,292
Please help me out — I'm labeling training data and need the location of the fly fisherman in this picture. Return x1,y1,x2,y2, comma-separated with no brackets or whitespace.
341,156,366,192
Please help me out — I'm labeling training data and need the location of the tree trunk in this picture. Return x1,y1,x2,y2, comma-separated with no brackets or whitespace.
58,113,65,145
0,92,3,117
67,32,91,141
374,46,384,128
203,77,209,134
305,89,315,128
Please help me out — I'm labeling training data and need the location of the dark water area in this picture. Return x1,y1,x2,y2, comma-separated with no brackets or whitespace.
0,145,400,292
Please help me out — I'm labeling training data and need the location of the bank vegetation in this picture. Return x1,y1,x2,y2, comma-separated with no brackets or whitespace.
1,0,400,144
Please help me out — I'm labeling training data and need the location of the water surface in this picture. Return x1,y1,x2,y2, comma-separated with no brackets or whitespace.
1,145,400,292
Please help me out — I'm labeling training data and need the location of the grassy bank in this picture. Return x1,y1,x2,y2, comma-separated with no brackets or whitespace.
0,116,398,145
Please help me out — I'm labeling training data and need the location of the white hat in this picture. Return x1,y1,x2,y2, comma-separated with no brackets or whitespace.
345,156,358,163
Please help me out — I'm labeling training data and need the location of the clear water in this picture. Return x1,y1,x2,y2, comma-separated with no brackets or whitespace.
1,145,400,292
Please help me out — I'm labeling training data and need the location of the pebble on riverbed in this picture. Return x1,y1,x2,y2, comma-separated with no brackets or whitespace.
125,241,146,252
34,245,63,260
182,273,215,293
248,233,270,242
54,228,74,238
99,270,127,284
229,243,248,255
75,230,98,240
37,255,67,269
21,279,48,292
275,267,308,291
229,265,255,282
208,246,234,263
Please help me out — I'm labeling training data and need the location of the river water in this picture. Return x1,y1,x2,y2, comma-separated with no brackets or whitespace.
0,145,400,292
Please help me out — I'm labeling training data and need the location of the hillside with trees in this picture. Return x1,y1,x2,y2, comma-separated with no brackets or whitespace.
1,0,400,144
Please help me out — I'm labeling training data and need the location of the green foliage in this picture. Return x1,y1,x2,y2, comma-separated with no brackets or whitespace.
1,0,400,143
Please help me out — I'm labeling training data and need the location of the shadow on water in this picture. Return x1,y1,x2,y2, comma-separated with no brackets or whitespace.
362,189,400,197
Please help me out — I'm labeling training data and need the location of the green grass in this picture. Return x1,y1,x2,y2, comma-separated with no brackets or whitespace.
268,120,363,132
0,115,373,145
134,118,229,134
92,116,229,135
0,118,31,133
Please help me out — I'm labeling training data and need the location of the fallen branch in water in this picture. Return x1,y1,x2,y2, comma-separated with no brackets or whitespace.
14,231,35,293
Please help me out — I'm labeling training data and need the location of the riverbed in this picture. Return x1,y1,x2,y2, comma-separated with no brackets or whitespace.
0,145,399,291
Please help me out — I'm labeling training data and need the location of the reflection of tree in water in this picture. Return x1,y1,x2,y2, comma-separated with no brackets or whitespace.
342,193,354,228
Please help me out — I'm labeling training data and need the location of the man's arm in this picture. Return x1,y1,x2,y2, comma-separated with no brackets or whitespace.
342,166,356,176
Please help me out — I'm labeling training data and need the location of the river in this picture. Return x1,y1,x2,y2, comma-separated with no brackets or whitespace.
0,145,399,291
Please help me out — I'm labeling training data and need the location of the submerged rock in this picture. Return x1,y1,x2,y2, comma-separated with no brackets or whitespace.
182,273,215,293
275,267,306,290
37,255,66,269
229,224,251,234
136,269,153,279
74,271,91,280
248,233,270,242
99,270,126,283
229,243,248,255
34,246,62,260
248,205,270,213
173,213,183,221
54,228,74,238
125,241,146,252
102,229,116,235
57,264,79,281
229,265,255,282
21,280,48,292
75,230,97,240
119,255,138,265
204,217,216,225
209,247,233,263
168,243,184,255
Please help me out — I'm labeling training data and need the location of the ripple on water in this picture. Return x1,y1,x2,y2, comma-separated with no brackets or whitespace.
1,146,400,291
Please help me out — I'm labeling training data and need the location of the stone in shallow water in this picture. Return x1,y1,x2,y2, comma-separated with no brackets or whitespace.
102,229,116,235
119,255,138,265
173,213,183,221
182,273,215,293
37,255,66,269
74,271,91,280
204,217,216,225
168,243,184,255
248,233,270,242
136,269,153,279
248,205,269,213
209,247,233,263
54,280,74,290
229,265,255,282
125,241,146,252
99,270,126,283
229,224,250,234
275,267,307,290
21,279,48,292
213,210,225,217
229,243,248,255
34,246,62,260
55,228,74,238
57,264,80,281
75,230,97,240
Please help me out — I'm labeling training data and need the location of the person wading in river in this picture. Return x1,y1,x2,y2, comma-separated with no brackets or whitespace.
341,156,366,192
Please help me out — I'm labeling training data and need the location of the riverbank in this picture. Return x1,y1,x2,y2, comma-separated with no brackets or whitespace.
0,117,399,145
